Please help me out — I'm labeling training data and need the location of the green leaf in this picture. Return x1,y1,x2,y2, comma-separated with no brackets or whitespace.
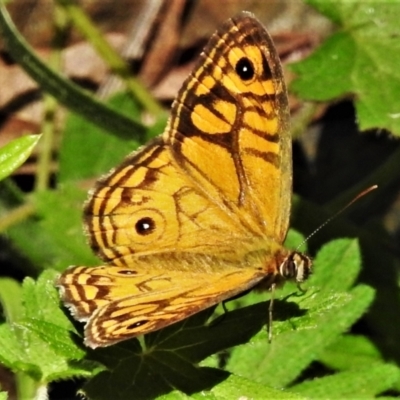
34,184,98,270
291,1,400,135
83,304,267,400
319,334,383,371
0,135,41,181
224,239,373,388
0,278,23,323
198,374,307,399
157,392,192,400
0,324,41,379
59,92,141,182
225,285,374,388
5,184,97,272
285,229,307,253
308,237,361,292
293,363,400,398
0,270,95,383
59,91,166,182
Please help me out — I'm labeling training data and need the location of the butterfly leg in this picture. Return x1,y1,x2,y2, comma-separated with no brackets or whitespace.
268,283,276,343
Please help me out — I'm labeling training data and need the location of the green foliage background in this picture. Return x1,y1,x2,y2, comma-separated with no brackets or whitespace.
0,1,400,399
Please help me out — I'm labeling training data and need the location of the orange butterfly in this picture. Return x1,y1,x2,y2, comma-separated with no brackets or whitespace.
57,11,311,348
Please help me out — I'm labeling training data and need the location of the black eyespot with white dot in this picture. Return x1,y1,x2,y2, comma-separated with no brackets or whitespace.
117,270,137,275
135,217,155,236
235,57,255,80
127,320,149,330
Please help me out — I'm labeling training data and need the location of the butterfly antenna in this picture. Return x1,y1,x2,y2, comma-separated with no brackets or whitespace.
296,185,378,251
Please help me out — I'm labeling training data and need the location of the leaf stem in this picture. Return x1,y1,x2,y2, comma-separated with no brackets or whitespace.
35,4,67,192
0,202,36,233
55,0,164,116
0,2,146,140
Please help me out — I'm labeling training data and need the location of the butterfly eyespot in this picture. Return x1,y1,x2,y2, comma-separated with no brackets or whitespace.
117,270,137,275
127,320,149,330
235,57,255,80
135,217,155,236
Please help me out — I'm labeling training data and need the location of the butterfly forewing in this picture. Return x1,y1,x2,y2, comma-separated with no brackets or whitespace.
166,13,291,241
84,139,262,267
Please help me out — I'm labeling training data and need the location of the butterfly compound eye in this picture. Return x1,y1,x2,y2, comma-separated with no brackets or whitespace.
279,252,312,283
235,57,255,80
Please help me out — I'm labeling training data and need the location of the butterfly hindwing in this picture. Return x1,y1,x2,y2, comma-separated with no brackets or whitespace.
58,264,266,347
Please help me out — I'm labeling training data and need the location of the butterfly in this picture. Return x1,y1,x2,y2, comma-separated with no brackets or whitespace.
57,11,312,349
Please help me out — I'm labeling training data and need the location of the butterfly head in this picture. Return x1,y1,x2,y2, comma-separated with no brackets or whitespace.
279,252,312,283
